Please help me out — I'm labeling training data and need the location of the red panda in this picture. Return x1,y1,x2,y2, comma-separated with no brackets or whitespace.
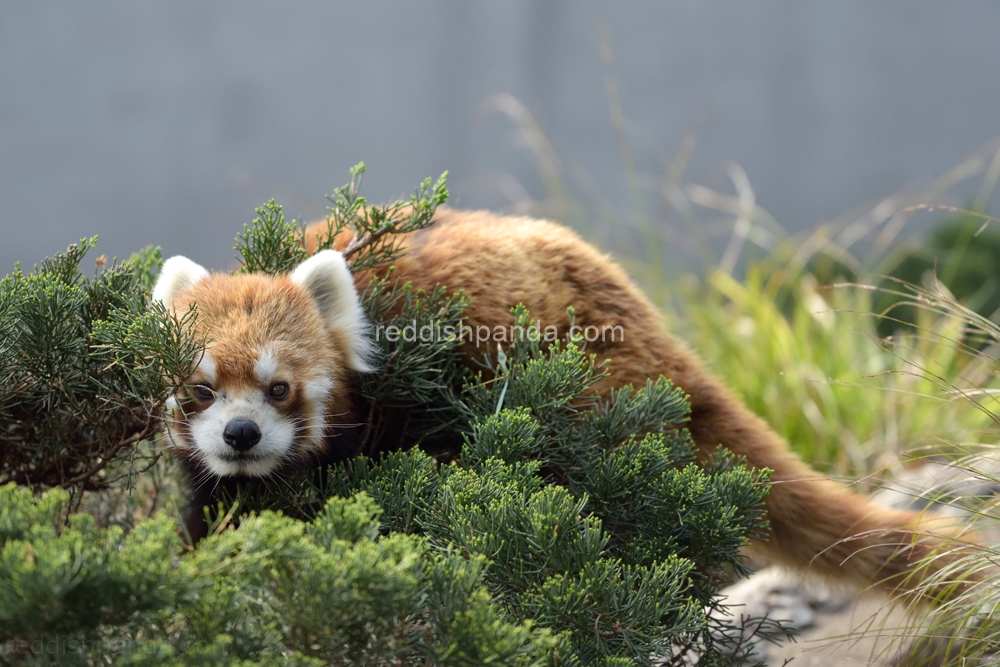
153,208,970,596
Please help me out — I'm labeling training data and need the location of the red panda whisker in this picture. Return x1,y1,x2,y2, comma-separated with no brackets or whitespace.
322,422,366,430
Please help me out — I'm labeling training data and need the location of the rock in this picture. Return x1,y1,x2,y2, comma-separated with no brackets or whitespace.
871,455,1000,516
717,567,852,628
704,458,1000,664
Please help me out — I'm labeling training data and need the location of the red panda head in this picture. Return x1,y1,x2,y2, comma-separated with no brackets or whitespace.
151,251,375,478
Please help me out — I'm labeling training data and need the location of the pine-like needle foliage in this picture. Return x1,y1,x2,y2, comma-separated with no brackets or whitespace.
0,484,570,667
310,162,450,273
0,241,201,499
1,165,786,665
318,320,780,665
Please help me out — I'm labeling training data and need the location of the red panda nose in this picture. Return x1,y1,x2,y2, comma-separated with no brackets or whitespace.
223,419,262,452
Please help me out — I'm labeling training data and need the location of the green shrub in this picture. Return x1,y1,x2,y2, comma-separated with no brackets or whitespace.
0,239,200,500
677,264,999,476
0,484,569,666
0,165,786,665
876,212,1000,333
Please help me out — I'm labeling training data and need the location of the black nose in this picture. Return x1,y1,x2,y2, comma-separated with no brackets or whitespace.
223,419,261,451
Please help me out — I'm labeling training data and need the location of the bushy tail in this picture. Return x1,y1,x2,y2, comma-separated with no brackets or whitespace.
682,372,983,600
760,473,980,600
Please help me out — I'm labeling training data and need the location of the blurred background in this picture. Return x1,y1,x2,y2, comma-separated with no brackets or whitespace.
4,1,1000,276
8,6,1000,656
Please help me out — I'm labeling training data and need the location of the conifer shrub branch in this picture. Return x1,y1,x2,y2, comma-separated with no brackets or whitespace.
0,241,201,498
0,483,571,666
233,162,449,277
314,162,449,272
235,199,308,275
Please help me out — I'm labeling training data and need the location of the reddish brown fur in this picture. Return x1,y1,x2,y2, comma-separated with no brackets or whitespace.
303,209,973,596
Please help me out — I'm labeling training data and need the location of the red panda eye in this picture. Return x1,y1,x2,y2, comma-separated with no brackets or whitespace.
193,384,215,401
269,382,289,400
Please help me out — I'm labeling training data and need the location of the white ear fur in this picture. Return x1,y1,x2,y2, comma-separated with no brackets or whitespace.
152,256,209,308
291,250,376,373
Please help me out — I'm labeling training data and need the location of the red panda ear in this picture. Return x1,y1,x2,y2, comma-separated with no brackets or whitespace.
152,256,209,309
291,250,376,373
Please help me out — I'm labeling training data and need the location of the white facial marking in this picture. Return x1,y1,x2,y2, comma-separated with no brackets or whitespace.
254,347,279,385
304,377,333,404
301,377,333,446
197,352,217,385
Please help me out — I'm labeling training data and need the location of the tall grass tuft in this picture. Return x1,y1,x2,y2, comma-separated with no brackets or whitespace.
486,88,1000,662
862,281,1000,667
487,92,1000,479
676,258,999,478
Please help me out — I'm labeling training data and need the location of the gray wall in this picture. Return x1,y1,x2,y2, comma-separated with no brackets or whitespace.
3,1,1000,274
